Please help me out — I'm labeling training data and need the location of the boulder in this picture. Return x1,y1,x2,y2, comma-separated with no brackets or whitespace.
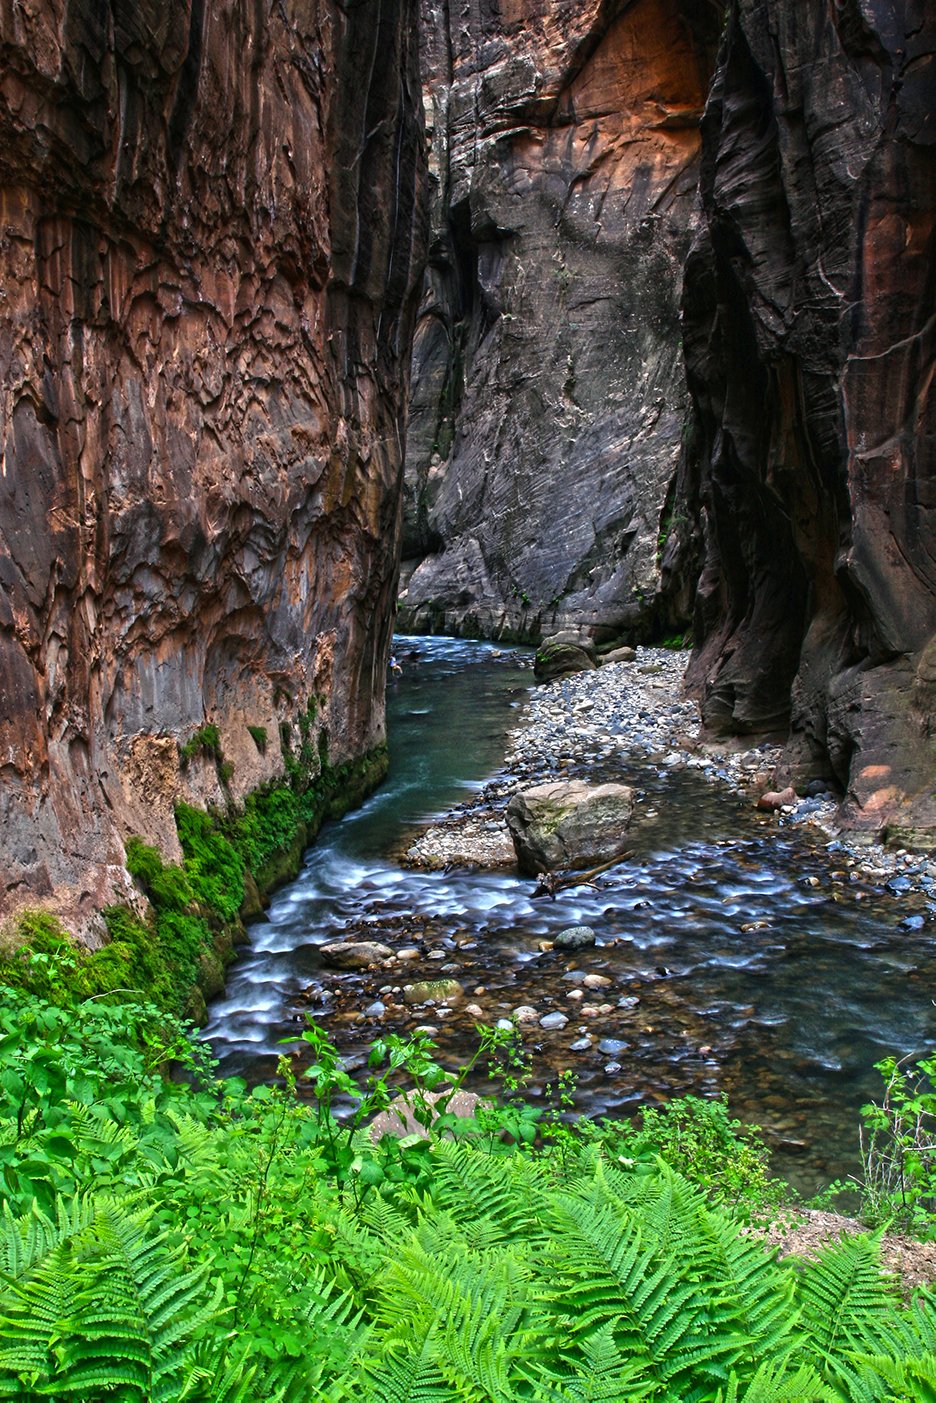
368,1089,482,1143
319,941,394,970
533,635,597,682
601,646,637,664
506,780,634,874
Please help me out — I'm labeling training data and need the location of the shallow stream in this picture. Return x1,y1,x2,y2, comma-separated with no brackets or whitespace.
205,637,936,1194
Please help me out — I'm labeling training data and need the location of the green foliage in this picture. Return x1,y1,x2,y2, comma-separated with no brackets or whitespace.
854,1053,936,1236
175,803,245,923
179,723,221,766
246,725,268,751
233,785,300,877
598,1094,790,1218
0,998,930,1401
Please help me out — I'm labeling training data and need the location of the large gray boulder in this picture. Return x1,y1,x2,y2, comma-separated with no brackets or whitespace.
506,780,635,875
533,635,597,682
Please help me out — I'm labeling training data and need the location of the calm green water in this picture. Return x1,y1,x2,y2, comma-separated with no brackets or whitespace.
205,637,936,1194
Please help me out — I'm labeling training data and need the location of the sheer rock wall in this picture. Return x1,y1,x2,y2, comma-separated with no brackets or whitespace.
0,0,425,934
682,0,936,841
399,0,722,642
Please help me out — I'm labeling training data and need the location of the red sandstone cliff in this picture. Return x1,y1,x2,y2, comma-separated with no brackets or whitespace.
0,1,425,934
682,0,936,841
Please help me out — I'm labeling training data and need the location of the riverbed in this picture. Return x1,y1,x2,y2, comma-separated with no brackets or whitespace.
205,637,936,1195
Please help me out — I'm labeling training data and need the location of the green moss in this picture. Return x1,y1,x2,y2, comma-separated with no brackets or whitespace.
175,804,245,922
4,739,389,1019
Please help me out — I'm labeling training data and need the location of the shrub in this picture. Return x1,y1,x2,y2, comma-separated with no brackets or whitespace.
247,724,268,751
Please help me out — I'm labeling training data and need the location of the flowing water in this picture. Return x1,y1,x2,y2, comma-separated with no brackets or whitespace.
205,637,936,1194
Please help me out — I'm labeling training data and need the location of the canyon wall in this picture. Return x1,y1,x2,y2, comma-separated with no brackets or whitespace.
0,0,425,934
682,0,936,841
399,0,722,641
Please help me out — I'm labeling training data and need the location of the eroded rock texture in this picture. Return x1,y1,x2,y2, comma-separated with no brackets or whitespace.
0,0,425,933
399,0,722,641
682,0,936,841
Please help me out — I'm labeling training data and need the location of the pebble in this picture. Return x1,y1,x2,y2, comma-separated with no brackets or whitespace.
397,947,421,960
512,1005,539,1023
900,914,926,931
465,1003,484,1018
364,1001,386,1018
617,996,640,1010
569,1037,592,1051
598,1038,629,1056
495,1018,514,1031
583,973,612,989
566,989,584,1001
604,1062,622,1075
539,1011,569,1030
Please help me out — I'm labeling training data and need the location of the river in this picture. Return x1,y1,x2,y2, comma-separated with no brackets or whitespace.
205,636,936,1195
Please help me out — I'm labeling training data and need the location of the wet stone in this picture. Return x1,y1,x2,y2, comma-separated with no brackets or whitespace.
364,1001,386,1018
540,1011,569,1030
554,926,597,950
569,1037,592,1051
320,941,394,970
403,978,464,1006
598,1038,630,1055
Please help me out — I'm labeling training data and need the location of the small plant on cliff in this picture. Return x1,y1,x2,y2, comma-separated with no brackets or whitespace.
179,722,221,767
247,724,268,751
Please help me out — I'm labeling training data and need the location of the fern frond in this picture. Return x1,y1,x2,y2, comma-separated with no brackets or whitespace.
0,1194,220,1401
795,1231,901,1369
718,1359,839,1403
543,1176,745,1391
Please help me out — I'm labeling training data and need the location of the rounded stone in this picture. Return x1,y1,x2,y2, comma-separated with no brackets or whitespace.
539,1011,569,1030
554,925,597,950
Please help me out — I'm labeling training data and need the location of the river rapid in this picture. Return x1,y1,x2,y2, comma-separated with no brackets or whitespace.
205,637,936,1195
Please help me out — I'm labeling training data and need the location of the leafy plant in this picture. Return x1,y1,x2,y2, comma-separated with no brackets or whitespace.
857,1053,936,1235
247,725,268,751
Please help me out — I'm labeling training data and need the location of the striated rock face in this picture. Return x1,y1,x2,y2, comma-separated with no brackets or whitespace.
0,1,425,934
399,0,722,641
682,0,936,841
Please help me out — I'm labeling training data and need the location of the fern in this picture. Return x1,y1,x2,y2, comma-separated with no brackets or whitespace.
717,1359,838,1402
795,1232,902,1377
543,1167,748,1395
0,1195,220,1401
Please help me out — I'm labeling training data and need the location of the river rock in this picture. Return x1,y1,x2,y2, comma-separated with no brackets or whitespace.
403,978,464,1006
533,637,598,682
364,1001,387,1019
569,1037,592,1052
506,780,634,874
601,647,637,665
757,788,797,812
320,941,394,970
369,1089,482,1143
598,1038,630,1056
539,1011,569,1031
583,973,613,989
512,1005,539,1024
555,926,597,950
